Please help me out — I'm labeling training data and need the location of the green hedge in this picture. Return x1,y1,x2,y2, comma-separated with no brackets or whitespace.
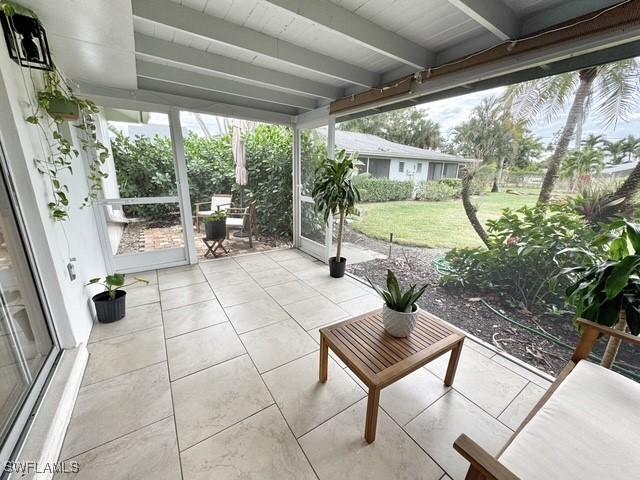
111,125,295,238
354,176,414,202
415,180,460,201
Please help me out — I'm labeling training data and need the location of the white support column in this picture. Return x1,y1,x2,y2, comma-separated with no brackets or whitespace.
325,117,335,261
169,108,197,264
292,127,301,248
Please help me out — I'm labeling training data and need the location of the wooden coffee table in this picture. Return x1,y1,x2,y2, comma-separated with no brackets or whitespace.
319,308,465,443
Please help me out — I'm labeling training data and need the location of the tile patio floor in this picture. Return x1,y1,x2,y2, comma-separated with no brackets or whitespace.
57,248,553,480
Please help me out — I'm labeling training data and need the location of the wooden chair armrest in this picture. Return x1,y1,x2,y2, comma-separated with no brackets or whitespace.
453,435,519,480
194,202,211,208
572,318,640,362
576,318,640,345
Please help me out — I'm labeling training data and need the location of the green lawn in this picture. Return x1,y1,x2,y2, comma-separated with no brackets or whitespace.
352,189,540,249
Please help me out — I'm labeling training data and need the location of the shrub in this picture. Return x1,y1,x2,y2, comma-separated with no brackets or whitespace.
439,178,462,189
354,176,414,202
441,203,605,310
110,125,294,239
415,181,459,201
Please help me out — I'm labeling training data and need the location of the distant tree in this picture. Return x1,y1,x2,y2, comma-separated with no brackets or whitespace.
582,133,606,150
623,135,640,162
339,107,442,149
503,59,640,205
604,140,627,165
561,147,605,191
449,97,519,192
513,133,544,169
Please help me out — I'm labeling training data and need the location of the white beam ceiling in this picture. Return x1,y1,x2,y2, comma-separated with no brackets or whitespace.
136,60,318,110
446,0,520,40
132,0,379,88
262,0,434,69
134,33,341,100
77,81,295,124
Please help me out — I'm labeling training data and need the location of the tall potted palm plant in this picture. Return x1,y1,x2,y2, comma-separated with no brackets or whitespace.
312,149,360,278
562,221,640,367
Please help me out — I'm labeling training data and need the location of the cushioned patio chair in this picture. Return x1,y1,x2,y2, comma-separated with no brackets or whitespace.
194,194,232,232
453,317,640,480
226,201,257,248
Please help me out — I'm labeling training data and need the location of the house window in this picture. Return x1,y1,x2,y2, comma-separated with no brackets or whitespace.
428,162,443,180
399,161,405,173
416,163,422,173
444,163,458,178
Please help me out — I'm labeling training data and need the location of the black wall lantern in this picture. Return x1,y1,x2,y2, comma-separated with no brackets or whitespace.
0,10,53,70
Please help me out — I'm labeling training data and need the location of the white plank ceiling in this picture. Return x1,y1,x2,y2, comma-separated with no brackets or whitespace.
15,0,632,120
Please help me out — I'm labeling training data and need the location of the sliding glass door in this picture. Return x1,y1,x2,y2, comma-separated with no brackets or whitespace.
0,142,59,465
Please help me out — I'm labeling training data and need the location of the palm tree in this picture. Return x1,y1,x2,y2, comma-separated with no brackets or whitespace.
561,147,605,191
604,140,627,165
503,59,640,205
623,135,640,162
450,97,518,192
582,133,606,150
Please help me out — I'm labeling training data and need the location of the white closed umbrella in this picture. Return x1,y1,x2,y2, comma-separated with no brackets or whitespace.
231,119,254,207
233,123,248,188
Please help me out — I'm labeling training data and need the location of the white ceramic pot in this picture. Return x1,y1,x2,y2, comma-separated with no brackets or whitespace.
382,303,419,338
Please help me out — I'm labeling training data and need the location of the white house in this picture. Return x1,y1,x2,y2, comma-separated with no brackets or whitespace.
602,161,638,179
334,130,475,182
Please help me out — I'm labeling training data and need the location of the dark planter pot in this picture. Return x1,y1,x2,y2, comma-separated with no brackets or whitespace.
92,290,126,323
329,256,347,278
205,220,226,240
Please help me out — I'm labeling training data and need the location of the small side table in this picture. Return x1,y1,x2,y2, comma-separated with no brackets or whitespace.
319,308,464,443
201,237,228,258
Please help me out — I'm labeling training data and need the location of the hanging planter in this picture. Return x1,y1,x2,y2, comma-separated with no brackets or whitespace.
40,92,79,121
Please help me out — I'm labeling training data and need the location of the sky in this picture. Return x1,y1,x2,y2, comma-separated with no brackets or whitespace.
419,86,640,146
125,80,640,147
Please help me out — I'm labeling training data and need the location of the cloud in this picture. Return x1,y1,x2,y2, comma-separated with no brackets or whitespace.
418,85,640,142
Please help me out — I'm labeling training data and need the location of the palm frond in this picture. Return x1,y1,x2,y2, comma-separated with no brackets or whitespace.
593,58,640,128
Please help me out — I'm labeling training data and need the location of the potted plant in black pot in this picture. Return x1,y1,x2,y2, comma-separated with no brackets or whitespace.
369,270,428,337
204,210,227,241
88,274,149,323
311,149,360,278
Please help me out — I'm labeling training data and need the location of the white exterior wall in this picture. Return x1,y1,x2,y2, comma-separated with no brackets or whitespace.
388,158,429,182
0,41,108,348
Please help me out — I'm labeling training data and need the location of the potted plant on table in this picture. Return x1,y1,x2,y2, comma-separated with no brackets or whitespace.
562,220,640,367
88,274,149,323
204,210,227,241
369,270,428,338
311,149,360,278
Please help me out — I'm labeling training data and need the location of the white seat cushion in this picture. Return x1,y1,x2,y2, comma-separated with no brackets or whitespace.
226,218,243,228
197,210,214,217
500,361,640,480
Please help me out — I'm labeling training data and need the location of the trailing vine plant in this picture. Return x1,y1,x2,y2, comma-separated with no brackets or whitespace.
2,1,109,221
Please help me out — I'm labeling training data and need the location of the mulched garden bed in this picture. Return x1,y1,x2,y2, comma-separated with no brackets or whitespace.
344,227,640,379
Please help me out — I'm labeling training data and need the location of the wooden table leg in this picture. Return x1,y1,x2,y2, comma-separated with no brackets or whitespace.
364,386,380,443
319,335,329,383
444,339,464,387
212,239,228,256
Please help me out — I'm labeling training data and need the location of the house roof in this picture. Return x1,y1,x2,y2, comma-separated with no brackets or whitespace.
602,161,638,175
333,130,475,163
